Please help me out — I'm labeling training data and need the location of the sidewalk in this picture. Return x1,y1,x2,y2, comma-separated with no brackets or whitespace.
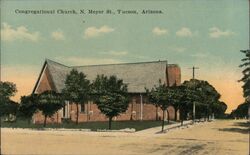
136,120,200,135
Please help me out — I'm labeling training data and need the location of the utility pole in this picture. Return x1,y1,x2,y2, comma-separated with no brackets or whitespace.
193,102,196,122
189,66,199,79
189,66,199,123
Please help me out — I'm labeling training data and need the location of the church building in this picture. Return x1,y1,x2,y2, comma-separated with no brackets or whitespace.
32,59,181,124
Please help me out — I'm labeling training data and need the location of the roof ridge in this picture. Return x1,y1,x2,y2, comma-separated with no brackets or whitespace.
44,58,179,68
45,58,70,68
71,60,178,68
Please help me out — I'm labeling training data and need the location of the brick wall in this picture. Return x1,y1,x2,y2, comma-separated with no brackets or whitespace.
34,65,55,94
33,94,179,124
33,111,62,124
168,65,181,86
33,65,63,124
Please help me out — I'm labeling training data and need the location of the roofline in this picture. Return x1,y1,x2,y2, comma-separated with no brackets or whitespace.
32,59,62,94
45,58,70,68
42,59,180,68
71,60,179,68
32,61,47,94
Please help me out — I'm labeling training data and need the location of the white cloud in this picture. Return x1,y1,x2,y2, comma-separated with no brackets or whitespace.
83,25,114,39
1,22,40,42
152,27,168,35
51,30,65,40
209,27,235,38
176,27,196,37
55,56,122,66
100,50,128,56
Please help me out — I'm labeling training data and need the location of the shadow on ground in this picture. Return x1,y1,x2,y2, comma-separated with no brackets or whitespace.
218,121,250,134
233,121,250,127
179,144,206,155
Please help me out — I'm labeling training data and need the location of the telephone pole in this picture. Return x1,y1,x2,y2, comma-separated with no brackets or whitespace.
189,66,199,123
189,66,199,79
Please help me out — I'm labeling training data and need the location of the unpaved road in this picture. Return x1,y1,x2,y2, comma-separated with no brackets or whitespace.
2,119,249,155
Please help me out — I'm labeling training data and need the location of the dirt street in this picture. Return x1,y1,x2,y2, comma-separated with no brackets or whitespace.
2,119,249,155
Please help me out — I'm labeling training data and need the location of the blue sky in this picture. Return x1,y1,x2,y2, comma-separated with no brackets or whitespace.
1,0,249,112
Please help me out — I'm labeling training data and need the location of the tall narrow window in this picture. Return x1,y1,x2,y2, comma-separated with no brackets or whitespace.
80,104,85,113
63,106,66,117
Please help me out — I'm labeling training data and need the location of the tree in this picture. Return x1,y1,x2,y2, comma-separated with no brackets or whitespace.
37,90,64,127
0,81,17,100
212,101,227,118
0,81,18,120
0,100,19,121
177,87,192,125
239,50,250,99
62,69,91,124
166,84,183,121
0,81,17,108
146,80,172,132
231,101,248,118
167,85,191,125
182,79,203,120
183,79,221,120
18,95,38,123
145,87,161,121
239,49,250,118
92,75,129,130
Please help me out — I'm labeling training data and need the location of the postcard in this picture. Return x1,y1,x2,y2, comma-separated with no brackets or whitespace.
0,0,249,155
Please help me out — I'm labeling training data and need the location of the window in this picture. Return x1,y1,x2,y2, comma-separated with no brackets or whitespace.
80,104,85,113
63,106,66,117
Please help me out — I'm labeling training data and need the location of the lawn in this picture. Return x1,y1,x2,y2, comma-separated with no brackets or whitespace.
1,119,168,131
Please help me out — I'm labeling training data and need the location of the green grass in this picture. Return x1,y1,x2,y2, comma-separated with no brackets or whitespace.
1,119,167,131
